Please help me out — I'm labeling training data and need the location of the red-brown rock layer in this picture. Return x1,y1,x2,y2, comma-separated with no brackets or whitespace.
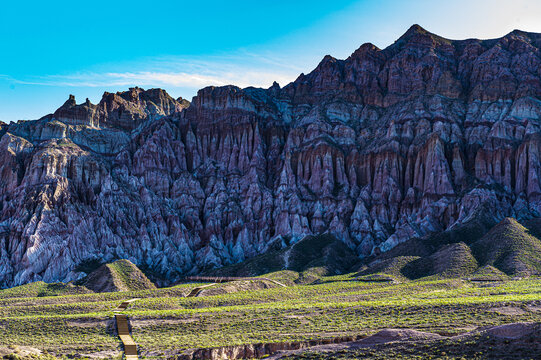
1,25,541,287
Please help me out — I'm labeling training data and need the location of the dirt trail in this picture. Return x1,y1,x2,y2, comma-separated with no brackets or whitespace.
187,283,217,297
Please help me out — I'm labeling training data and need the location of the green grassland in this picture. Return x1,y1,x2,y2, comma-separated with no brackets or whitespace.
3,218,541,359
1,272,541,359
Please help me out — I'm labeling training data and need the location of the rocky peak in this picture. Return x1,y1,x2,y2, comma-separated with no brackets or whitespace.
348,42,381,59
310,54,343,80
395,24,451,45
65,94,76,106
319,54,339,65
127,86,143,101
177,96,191,108
4,87,190,156
269,81,281,90
399,24,432,39
53,94,98,127
497,29,541,54
191,85,245,111
0,121,6,138
389,24,454,55
50,87,189,131
504,29,538,40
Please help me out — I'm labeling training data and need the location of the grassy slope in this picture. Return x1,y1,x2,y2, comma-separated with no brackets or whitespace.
471,217,541,276
357,256,420,282
471,265,509,280
107,259,157,291
81,259,156,293
1,273,541,358
402,242,478,279
360,216,541,280
0,281,92,299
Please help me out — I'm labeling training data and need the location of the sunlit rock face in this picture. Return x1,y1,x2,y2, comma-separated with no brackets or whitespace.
1,26,541,287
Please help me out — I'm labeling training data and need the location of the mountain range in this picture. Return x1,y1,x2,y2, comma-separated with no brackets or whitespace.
2,24,541,287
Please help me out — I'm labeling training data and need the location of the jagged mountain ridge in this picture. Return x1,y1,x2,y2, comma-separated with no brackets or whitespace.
1,25,541,287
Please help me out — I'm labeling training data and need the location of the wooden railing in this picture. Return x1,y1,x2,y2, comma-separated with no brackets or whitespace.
184,276,286,287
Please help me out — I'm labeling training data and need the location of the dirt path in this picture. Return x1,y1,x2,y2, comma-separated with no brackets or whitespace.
187,283,217,297
114,299,140,359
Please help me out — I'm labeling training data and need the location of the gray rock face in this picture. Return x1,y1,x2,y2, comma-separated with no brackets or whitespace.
2,26,541,287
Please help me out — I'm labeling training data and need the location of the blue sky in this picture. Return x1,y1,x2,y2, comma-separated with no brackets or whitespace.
1,0,541,122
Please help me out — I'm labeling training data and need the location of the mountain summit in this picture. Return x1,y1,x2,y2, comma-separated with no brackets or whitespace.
1,26,541,287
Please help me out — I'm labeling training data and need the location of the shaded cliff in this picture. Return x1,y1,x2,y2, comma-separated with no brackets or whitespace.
1,25,541,287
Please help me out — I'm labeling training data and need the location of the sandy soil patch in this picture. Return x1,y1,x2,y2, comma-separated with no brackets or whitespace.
357,329,443,344
489,306,527,315
67,319,111,328
131,318,199,327
0,346,42,357
284,314,310,324
79,350,122,359
484,322,536,339
198,280,274,296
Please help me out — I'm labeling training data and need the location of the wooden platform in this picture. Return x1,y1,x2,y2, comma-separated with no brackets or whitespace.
115,298,140,311
114,299,140,359
184,276,286,287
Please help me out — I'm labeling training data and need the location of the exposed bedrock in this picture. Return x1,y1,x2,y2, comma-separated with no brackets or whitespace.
1,25,541,286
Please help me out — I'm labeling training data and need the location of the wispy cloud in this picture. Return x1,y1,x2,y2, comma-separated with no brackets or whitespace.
16,70,296,89
0,74,15,81
9,53,306,91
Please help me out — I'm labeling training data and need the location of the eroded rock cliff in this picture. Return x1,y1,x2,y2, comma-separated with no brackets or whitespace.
1,25,541,287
